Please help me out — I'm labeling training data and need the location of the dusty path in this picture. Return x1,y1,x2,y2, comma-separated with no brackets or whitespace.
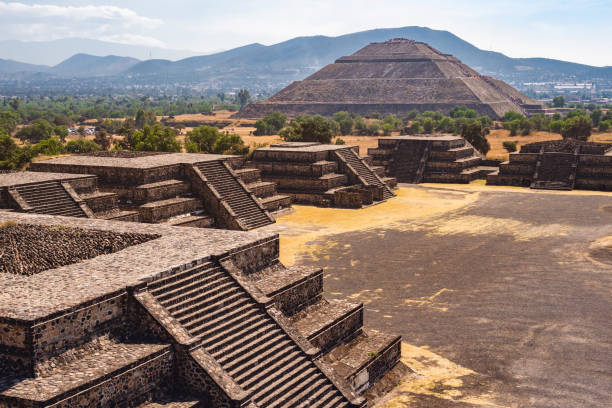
261,184,612,407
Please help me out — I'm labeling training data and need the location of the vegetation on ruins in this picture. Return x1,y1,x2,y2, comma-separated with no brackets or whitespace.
561,116,592,141
503,141,518,153
279,115,335,144
130,124,182,152
254,112,287,135
461,121,491,154
65,139,101,154
184,125,249,155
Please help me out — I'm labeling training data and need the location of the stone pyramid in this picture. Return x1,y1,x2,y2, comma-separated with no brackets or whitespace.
239,39,543,119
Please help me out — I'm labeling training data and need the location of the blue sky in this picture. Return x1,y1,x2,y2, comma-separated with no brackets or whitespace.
0,0,610,66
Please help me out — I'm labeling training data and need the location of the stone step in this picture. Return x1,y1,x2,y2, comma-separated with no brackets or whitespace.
163,280,238,314
130,179,191,203
173,292,249,326
162,214,215,228
228,338,295,378
238,349,303,391
185,302,257,335
252,160,339,177
137,395,202,407
253,364,318,406
153,268,225,302
251,263,324,315
147,262,216,292
290,299,363,352
233,167,261,184
246,181,277,198
214,324,284,366
321,329,401,395
258,194,292,212
0,341,172,408
97,209,140,222
80,191,118,213
138,196,203,223
265,173,349,192
194,311,267,345
208,318,278,357
222,334,290,375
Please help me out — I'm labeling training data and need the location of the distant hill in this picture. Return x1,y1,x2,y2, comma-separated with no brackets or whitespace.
1,27,611,90
0,58,49,74
0,38,199,66
50,54,140,77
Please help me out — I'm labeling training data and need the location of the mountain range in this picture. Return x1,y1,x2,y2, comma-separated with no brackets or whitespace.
1,27,611,91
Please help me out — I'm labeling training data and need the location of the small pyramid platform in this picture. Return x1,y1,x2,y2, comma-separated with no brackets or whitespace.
368,135,497,184
239,39,543,120
487,139,612,191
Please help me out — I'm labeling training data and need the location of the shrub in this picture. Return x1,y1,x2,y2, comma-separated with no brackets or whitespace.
599,120,611,132
461,120,490,155
502,141,517,153
131,124,181,152
254,112,287,136
561,116,592,141
65,139,101,154
332,111,354,135
549,120,564,134
279,115,335,144
422,118,434,134
335,138,346,145
32,137,65,156
185,125,248,155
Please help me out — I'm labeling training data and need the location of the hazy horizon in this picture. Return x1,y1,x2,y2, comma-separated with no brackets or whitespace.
0,1,610,67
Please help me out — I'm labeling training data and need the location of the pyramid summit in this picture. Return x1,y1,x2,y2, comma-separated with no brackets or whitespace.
239,38,543,119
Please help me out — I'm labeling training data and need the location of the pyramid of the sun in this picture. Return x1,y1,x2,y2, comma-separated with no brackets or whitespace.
239,39,543,119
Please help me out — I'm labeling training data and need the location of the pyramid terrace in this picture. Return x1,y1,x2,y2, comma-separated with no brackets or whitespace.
0,212,401,407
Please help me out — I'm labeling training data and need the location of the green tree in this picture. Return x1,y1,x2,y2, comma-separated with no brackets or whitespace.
185,126,221,153
32,137,65,156
422,118,434,134
590,109,603,127
0,111,21,134
8,98,20,111
15,119,59,144
236,89,250,108
552,96,565,108
0,132,34,170
332,111,354,135
549,120,564,134
461,120,490,154
66,139,101,154
503,111,524,121
561,116,592,141
254,112,287,136
135,109,156,129
279,115,334,144
131,124,181,152
94,130,112,150
213,133,249,155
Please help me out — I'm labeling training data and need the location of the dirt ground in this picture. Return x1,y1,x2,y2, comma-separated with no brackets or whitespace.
260,184,612,408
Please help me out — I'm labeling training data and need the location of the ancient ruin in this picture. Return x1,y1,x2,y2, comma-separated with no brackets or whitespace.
1,152,293,231
248,142,396,208
368,135,496,183
239,39,543,120
0,212,401,407
487,139,612,190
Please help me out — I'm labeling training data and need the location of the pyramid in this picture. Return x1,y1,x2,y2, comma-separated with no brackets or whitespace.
239,39,543,119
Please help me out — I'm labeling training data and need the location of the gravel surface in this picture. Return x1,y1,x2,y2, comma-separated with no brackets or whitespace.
0,223,159,276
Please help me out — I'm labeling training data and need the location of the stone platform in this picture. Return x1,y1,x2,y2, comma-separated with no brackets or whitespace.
368,135,496,184
0,212,401,407
21,152,291,230
487,139,612,191
249,143,396,208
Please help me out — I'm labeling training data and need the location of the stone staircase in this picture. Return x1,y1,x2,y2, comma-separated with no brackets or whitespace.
13,181,88,218
530,150,579,190
251,261,402,401
233,167,292,213
146,261,353,408
196,161,274,230
334,149,395,200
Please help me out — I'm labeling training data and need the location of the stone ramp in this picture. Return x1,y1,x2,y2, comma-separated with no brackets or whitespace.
12,181,89,218
195,161,273,230
531,152,578,190
144,261,355,408
334,148,395,200
391,139,431,183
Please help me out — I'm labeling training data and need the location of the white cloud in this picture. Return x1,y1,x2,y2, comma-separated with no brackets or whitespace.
0,2,164,47
0,2,161,26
